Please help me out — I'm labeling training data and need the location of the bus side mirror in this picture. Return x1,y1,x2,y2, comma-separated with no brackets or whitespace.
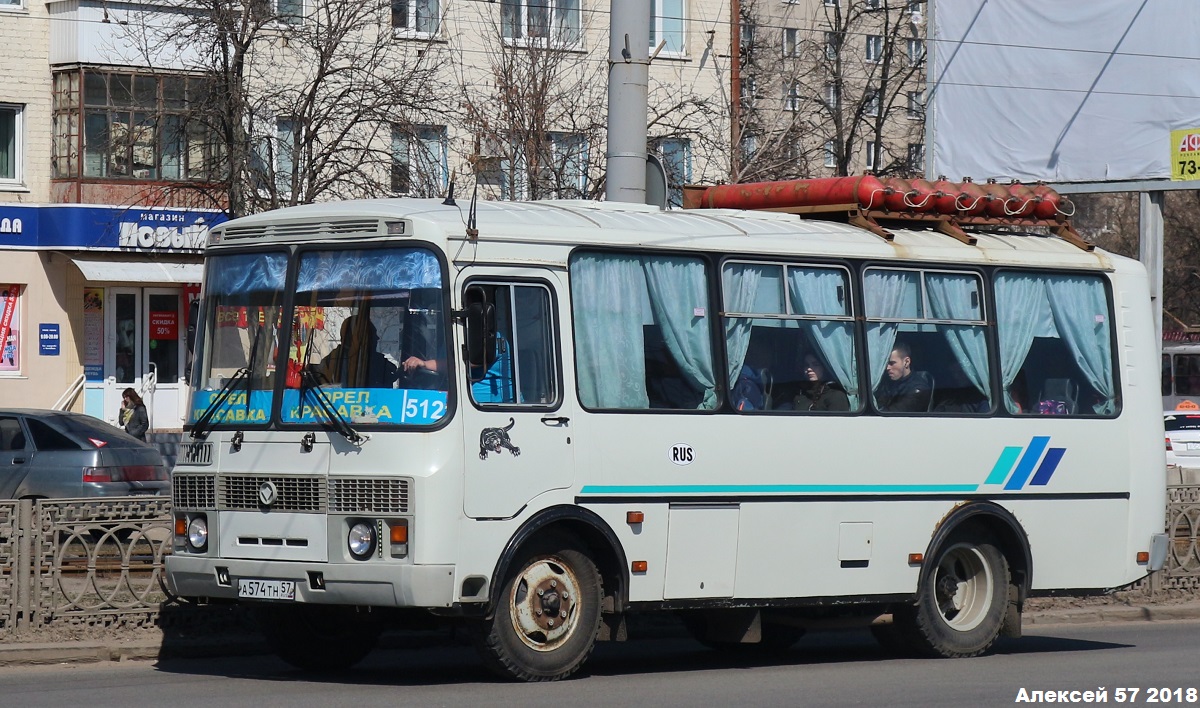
462,299,497,374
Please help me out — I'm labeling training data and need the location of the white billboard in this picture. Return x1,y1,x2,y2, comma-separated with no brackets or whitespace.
929,0,1200,184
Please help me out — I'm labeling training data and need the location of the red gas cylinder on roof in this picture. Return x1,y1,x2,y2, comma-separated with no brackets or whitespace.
981,179,1010,217
1005,180,1037,217
882,177,911,212
1031,182,1065,219
688,175,888,212
931,176,961,215
956,177,988,216
904,178,938,212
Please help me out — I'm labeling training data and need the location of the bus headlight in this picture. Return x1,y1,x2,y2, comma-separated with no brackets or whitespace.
187,516,208,551
347,522,376,560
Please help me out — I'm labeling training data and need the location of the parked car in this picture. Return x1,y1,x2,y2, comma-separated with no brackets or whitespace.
1165,411,1200,470
0,409,168,499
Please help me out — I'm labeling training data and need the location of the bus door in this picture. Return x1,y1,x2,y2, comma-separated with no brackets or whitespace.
458,272,574,519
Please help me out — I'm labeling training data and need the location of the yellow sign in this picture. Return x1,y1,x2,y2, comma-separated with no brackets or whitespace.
1171,128,1200,180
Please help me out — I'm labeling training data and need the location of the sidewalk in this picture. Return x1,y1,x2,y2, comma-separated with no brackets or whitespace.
3,603,1199,668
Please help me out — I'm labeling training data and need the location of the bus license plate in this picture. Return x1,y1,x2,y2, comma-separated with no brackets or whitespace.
238,579,296,601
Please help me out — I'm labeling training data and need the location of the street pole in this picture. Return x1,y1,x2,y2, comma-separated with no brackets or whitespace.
606,0,650,203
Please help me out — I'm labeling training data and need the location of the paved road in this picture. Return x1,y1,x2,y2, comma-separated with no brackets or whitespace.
3,621,1199,707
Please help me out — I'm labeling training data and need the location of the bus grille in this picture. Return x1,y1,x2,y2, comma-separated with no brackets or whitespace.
221,219,383,241
220,475,327,513
329,478,411,514
173,474,216,509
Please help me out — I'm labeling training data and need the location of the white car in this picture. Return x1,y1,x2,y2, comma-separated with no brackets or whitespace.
1164,412,1200,470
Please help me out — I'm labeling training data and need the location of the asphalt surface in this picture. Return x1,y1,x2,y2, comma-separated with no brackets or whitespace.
2,601,1199,667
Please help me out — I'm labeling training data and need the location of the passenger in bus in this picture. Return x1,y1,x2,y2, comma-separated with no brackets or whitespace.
470,333,514,404
786,353,849,411
320,315,399,388
875,341,933,412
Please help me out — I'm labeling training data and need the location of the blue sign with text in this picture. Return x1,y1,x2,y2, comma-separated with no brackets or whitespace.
38,324,60,356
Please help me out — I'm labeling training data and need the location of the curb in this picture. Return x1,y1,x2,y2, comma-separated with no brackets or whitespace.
3,604,1200,667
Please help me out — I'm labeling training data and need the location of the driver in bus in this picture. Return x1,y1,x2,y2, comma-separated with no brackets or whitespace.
320,315,399,388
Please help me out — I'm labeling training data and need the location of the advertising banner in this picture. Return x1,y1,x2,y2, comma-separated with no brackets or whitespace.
0,285,20,372
83,288,104,381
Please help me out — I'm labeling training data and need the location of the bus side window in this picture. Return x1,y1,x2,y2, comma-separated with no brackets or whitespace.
468,282,559,407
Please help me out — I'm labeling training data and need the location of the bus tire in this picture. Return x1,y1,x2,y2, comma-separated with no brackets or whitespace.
473,536,602,682
254,604,382,672
898,531,1009,658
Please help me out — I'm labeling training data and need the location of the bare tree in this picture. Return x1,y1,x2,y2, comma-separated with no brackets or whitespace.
120,0,451,217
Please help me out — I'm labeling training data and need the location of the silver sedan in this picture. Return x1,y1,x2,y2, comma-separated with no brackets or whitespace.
0,409,169,499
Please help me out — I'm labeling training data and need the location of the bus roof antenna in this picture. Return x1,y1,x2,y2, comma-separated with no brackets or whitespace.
466,181,479,241
442,172,458,207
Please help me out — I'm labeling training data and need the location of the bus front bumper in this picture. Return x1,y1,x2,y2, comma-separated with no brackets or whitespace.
166,555,457,608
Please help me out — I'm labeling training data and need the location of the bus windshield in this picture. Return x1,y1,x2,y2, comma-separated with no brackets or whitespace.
191,251,289,425
281,246,449,427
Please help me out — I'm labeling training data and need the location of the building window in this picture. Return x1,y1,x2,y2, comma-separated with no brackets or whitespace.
824,140,836,168
650,0,684,53
907,38,925,63
275,118,300,195
785,82,801,112
783,28,799,57
865,0,880,8
740,133,757,161
824,31,838,60
0,0,22,10
254,0,303,24
740,21,755,49
741,76,757,108
907,90,924,119
823,0,836,6
0,105,21,185
865,87,880,117
549,131,588,197
502,0,580,45
865,141,877,170
652,137,692,208
866,34,883,63
57,70,220,182
0,285,21,374
907,143,924,172
392,0,439,34
392,124,448,196
825,82,840,109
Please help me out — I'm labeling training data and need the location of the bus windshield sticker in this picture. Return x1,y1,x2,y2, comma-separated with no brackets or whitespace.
281,388,447,425
191,389,272,424
479,418,521,460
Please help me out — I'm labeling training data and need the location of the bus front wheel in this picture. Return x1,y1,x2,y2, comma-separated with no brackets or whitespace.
894,531,1010,658
473,535,602,681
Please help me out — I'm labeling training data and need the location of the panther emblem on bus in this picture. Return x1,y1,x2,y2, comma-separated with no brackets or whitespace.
479,419,521,460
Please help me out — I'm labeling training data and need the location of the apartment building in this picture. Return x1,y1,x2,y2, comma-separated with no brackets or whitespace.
0,0,924,426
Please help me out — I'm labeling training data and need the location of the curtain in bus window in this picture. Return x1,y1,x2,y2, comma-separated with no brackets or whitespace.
994,273,1043,413
295,250,441,291
863,270,919,385
722,263,765,387
206,252,288,294
1044,275,1115,414
787,267,859,408
571,254,650,408
643,257,717,410
926,273,990,405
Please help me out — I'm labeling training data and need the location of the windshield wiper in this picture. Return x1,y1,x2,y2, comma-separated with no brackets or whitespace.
190,367,248,440
299,366,365,445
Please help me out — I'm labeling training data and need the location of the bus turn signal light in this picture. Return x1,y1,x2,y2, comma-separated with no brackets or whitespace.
626,511,645,524
390,524,408,544
908,553,924,565
175,517,187,537
631,561,648,573
1137,551,1150,564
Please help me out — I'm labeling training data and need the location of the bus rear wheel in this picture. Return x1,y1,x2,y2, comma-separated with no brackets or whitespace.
253,604,382,672
894,531,1009,658
473,536,602,682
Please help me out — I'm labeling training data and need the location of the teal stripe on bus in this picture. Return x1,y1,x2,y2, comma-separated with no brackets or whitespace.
985,446,1024,485
578,484,981,495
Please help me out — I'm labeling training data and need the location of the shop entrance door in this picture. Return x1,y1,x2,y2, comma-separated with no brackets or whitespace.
102,287,186,431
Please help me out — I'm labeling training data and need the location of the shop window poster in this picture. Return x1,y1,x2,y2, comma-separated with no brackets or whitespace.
0,284,21,372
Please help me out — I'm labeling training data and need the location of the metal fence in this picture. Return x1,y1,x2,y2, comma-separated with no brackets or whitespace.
1,487,1199,637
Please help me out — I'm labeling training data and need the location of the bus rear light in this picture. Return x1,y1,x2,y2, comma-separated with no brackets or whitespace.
908,553,924,565
1137,551,1150,564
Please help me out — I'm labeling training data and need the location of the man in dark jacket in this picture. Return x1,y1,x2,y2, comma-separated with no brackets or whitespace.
875,341,932,412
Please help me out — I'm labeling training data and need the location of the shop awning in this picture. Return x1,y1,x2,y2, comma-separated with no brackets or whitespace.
69,256,203,284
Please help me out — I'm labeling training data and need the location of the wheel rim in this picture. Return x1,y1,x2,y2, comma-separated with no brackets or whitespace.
932,543,994,632
507,556,582,652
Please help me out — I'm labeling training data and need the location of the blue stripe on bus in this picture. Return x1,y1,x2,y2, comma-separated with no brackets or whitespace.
985,446,1024,485
1003,436,1051,490
578,484,981,495
1028,447,1066,486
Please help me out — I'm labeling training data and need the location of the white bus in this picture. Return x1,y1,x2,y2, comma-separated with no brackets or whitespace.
1162,340,1200,412
166,196,1168,681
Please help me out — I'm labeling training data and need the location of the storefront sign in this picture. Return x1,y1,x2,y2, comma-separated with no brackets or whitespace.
0,205,226,252
83,288,104,381
149,310,178,340
38,324,60,356
0,285,20,372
